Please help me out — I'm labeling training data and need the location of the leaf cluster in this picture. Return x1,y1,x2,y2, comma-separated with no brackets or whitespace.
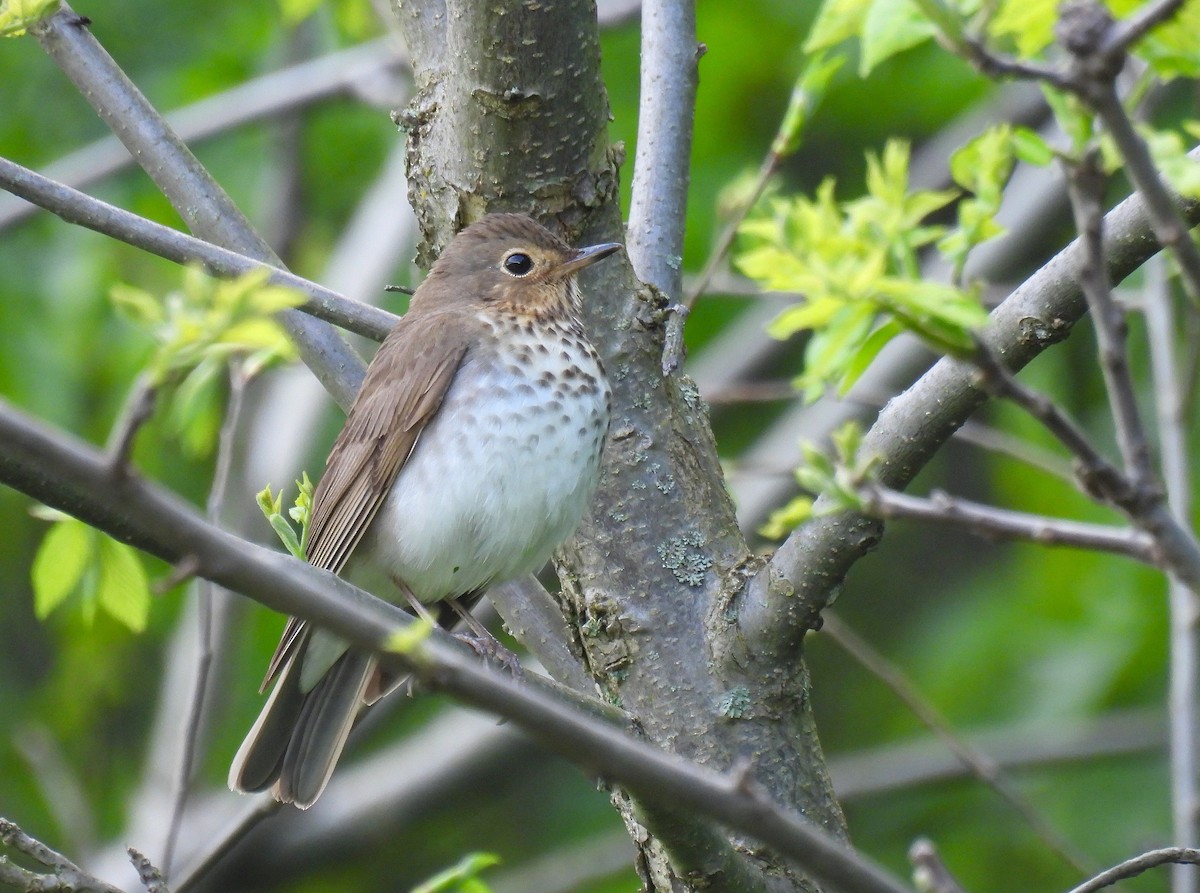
111,267,302,457
736,139,990,400
30,507,151,633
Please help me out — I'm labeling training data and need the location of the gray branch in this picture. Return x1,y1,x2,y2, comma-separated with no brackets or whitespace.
0,398,912,893
32,6,365,409
742,162,1200,663
626,0,698,300
0,155,398,342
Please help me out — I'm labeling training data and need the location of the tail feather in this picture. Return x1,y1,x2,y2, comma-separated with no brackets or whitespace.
229,642,375,809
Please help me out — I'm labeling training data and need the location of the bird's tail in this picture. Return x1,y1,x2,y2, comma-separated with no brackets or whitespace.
228,638,375,809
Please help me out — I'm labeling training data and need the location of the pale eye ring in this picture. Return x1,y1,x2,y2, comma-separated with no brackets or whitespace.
503,252,534,276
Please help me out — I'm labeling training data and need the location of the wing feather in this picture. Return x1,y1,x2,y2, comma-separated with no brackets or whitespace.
259,311,473,690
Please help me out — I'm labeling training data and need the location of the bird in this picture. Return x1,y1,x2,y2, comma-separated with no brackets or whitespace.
229,213,620,808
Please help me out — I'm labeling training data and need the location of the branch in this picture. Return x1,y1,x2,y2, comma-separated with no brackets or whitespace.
971,342,1131,504
1062,150,1154,490
741,154,1200,662
31,5,366,409
0,398,913,893
126,849,170,893
0,37,409,232
950,0,1200,302
908,839,967,893
626,0,698,303
1143,256,1200,873
0,817,125,893
0,155,397,342
1065,847,1200,893
858,484,1158,564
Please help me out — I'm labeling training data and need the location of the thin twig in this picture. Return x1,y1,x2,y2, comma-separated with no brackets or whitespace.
1101,0,1186,54
0,155,398,342
128,848,171,893
0,817,125,893
170,797,280,893
858,484,1158,564
31,4,366,409
684,151,780,310
820,614,1096,876
1085,80,1200,303
0,38,409,232
1064,847,1200,893
972,343,1133,505
106,374,158,476
908,838,967,893
1143,256,1200,881
950,0,1200,303
1063,150,1156,490
161,366,249,877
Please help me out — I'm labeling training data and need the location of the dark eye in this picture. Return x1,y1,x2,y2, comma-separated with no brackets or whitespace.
503,252,534,276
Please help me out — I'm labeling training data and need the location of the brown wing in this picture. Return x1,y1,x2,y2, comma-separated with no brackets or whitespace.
259,310,473,689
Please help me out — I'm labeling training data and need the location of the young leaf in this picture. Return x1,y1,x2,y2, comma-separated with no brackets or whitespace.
410,852,501,893
32,519,92,620
805,0,874,52
96,537,151,633
760,496,816,539
1011,126,1056,167
988,0,1055,57
861,0,938,75
0,0,58,37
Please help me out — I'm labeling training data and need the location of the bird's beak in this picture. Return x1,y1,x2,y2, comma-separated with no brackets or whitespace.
555,241,623,277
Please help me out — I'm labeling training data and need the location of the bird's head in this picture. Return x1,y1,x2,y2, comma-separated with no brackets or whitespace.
413,214,623,320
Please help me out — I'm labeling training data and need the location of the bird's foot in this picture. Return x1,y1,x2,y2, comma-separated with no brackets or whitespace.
454,631,524,678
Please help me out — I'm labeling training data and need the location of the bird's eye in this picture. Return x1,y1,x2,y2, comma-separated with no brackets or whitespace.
503,252,534,277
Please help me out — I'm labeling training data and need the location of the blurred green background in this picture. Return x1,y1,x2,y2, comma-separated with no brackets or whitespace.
0,0,1180,891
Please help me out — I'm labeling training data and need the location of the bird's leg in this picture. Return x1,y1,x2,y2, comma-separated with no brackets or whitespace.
446,596,523,677
398,584,439,626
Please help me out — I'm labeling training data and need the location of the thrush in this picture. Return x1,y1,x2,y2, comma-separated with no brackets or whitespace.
229,213,620,808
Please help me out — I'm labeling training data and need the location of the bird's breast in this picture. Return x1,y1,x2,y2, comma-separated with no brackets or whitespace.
355,313,612,603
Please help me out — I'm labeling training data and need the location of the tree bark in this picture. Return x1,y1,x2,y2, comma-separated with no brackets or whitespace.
391,1,846,889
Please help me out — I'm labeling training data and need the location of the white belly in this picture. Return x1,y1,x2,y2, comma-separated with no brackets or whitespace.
352,319,610,603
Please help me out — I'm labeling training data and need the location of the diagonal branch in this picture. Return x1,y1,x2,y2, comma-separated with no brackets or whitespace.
0,398,913,893
0,155,398,342
31,5,366,409
738,153,1200,665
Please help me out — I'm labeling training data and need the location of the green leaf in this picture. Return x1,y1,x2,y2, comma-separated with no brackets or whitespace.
1138,124,1200,199
96,537,151,633
988,0,1055,56
949,124,1015,199
110,283,166,328
167,356,224,457
269,514,304,560
759,496,816,539
32,519,93,620
1041,85,1095,154
0,0,58,37
841,319,904,393
860,0,938,75
1011,126,1056,166
805,0,873,51
257,484,284,518
410,853,501,893
831,420,864,462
